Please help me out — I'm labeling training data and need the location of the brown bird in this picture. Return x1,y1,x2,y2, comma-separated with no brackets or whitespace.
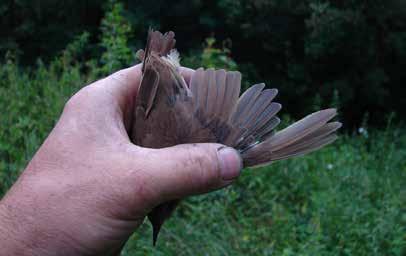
131,30,341,245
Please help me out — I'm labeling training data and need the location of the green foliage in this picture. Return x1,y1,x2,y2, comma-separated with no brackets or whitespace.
215,0,406,125
99,0,134,74
61,32,91,66
0,0,104,64
200,38,237,70
183,37,238,70
2,0,406,125
0,34,95,194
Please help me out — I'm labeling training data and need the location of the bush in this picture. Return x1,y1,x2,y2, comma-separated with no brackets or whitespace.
0,47,90,194
2,1,406,125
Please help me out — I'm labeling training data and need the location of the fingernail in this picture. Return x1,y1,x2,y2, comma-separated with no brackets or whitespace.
217,146,243,181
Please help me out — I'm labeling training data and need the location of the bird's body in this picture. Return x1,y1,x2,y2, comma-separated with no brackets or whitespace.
133,51,195,147
131,30,341,245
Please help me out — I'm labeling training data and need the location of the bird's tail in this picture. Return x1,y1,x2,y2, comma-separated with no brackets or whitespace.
137,29,176,72
241,109,341,167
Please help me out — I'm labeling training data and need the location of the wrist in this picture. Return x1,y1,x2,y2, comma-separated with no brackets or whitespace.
0,200,31,255
0,194,73,256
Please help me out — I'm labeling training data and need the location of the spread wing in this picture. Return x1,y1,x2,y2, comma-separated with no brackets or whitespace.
188,68,281,149
188,68,340,168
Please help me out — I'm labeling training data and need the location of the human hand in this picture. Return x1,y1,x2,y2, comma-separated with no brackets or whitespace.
0,65,242,256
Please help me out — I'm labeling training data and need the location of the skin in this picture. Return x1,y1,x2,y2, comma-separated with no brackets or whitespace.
0,64,242,256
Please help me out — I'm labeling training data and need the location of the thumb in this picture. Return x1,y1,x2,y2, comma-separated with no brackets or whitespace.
133,143,243,205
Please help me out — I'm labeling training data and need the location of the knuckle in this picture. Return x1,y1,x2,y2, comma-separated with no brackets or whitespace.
184,145,220,188
132,171,160,208
110,69,127,83
63,85,93,112
123,168,161,210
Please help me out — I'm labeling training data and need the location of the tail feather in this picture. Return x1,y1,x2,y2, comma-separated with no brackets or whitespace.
140,30,176,72
146,30,176,57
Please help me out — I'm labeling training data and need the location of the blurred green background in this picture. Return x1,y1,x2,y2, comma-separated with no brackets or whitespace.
0,0,405,255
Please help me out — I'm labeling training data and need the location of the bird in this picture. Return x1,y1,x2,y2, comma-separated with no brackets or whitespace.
131,29,341,245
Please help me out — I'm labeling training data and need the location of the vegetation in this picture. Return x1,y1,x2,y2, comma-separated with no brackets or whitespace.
0,1,405,255
124,129,406,255
2,0,406,126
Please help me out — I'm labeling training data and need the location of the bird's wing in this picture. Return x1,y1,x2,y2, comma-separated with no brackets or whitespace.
189,69,340,168
189,68,282,148
138,30,341,168
137,67,159,118
224,85,281,149
189,68,241,143
136,30,177,117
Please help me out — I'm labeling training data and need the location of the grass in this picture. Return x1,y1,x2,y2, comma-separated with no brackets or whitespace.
122,129,406,256
0,57,404,255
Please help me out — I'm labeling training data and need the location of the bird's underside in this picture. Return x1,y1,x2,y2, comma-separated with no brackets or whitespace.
131,30,342,245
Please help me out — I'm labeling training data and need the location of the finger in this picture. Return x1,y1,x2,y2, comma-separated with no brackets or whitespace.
68,65,142,134
126,143,243,206
103,64,143,108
